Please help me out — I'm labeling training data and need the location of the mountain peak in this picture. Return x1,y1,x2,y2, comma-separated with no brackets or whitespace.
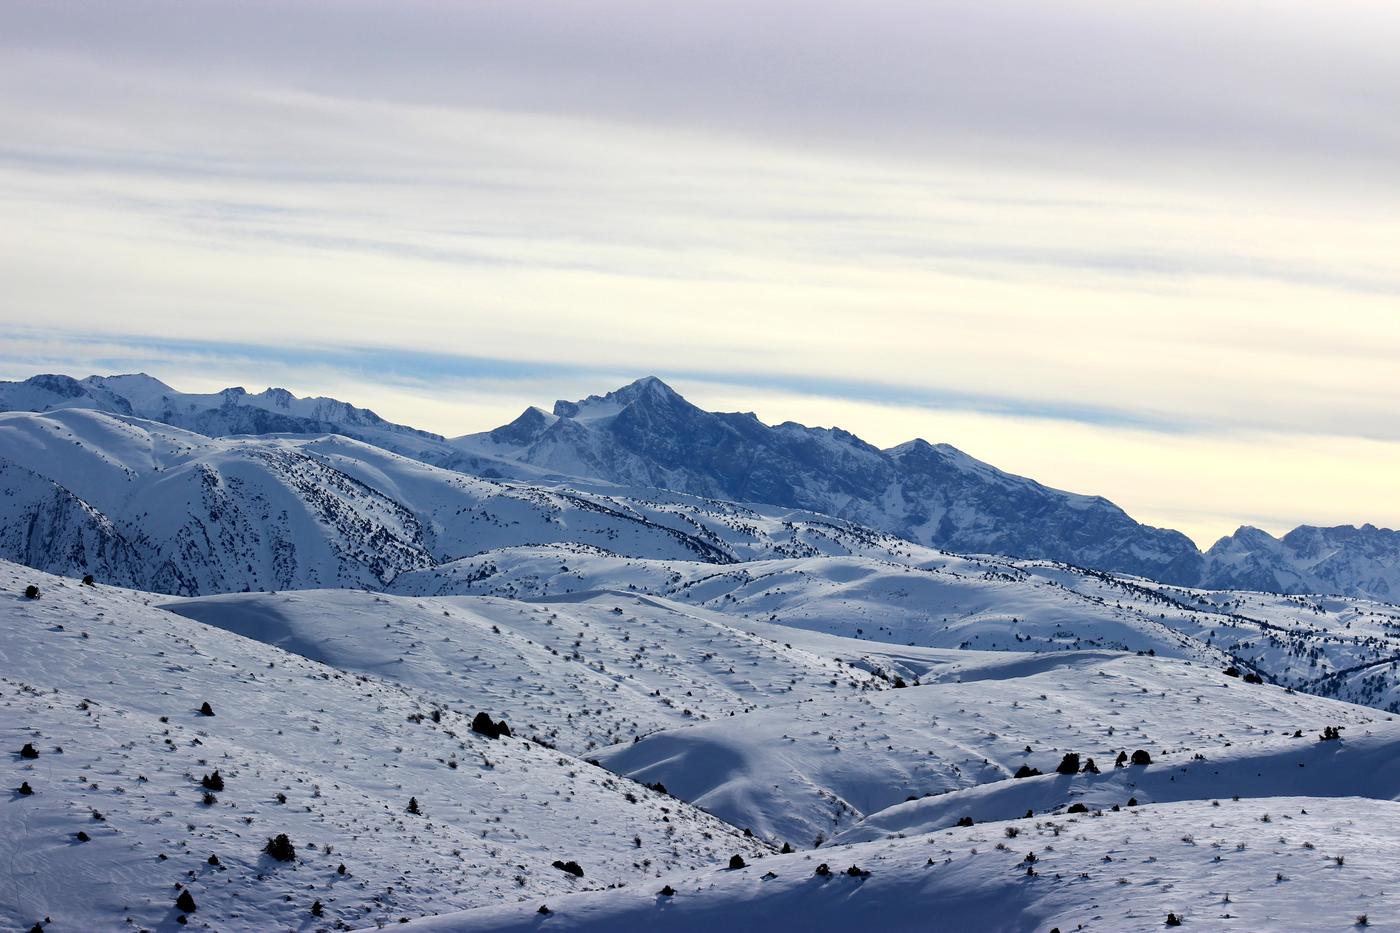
553,376,686,420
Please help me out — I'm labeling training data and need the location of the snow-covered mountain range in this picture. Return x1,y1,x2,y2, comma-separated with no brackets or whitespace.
2,371,1396,600
4,373,1400,930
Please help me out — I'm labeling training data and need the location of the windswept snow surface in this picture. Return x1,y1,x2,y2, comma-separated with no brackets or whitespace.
0,562,768,932
597,652,1388,849
400,796,1400,933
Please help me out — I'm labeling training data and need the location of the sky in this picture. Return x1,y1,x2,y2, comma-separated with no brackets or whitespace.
1,0,1398,547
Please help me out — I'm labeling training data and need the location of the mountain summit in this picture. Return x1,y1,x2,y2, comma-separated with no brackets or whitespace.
455,377,1205,583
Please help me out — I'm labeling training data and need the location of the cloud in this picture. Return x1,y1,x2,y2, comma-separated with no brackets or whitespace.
0,1,1396,544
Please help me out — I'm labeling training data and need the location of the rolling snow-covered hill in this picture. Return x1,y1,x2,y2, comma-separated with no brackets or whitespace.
0,408,932,596
402,796,1400,932
0,561,770,933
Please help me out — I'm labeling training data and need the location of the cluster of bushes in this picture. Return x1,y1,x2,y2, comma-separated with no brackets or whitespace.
471,712,512,739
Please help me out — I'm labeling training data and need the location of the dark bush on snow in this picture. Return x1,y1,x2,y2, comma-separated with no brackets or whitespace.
780,842,793,854
199,702,215,717
175,889,197,913
1243,672,1263,684
82,574,94,586
1115,751,1128,767
659,885,676,896
471,712,511,739
18,781,33,796
406,797,421,815
845,865,869,877
646,781,668,795
1055,753,1081,776
1066,803,1089,814
1130,749,1151,766
1320,725,1344,742
892,676,908,688
1081,757,1100,774
311,900,324,917
264,833,296,861
1223,666,1241,678
1165,912,1182,927
814,863,832,877
728,854,747,870
552,859,584,877
1014,765,1042,779
956,816,974,827
23,585,40,599
200,771,224,791
19,743,39,759
75,830,90,842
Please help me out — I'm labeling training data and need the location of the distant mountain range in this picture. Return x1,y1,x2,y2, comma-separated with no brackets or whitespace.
0,371,1396,599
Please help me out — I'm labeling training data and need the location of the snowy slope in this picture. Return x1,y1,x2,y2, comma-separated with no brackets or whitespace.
408,545,1400,715
0,560,769,933
1,409,933,596
404,796,1400,932
596,652,1384,850
164,588,887,756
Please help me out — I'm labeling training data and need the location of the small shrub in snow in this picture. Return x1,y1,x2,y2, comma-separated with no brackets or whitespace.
1056,753,1081,775
552,859,584,877
814,863,832,877
1067,803,1088,814
200,771,224,791
198,702,215,717
956,817,974,827
845,865,869,877
728,854,747,870
75,831,90,842
19,743,39,759
175,889,197,913
17,781,33,796
1115,751,1128,767
1130,749,1151,766
1320,725,1344,742
23,585,40,599
1081,757,1100,774
659,885,676,896
1165,912,1181,927
1014,765,1042,779
264,833,296,861
780,842,793,853
406,797,421,815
